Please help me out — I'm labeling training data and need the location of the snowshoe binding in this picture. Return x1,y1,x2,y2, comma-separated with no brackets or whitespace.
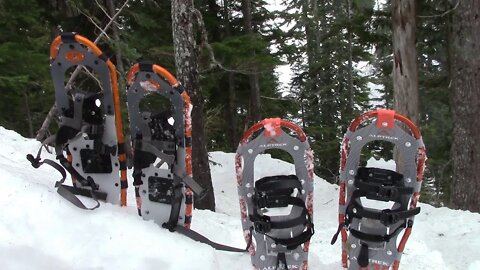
27,33,128,209
126,62,204,229
332,109,427,269
236,118,315,270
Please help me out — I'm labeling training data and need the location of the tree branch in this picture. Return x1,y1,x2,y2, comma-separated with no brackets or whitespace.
191,7,261,75
36,0,131,141
418,0,460,18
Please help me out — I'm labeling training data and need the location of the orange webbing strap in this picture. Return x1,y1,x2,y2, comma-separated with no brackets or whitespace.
50,34,128,206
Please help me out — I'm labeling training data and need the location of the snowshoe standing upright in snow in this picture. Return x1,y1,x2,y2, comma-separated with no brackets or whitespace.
126,62,204,229
236,118,315,270
27,33,128,209
331,109,427,270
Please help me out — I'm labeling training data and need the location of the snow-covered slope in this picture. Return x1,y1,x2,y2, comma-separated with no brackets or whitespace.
0,126,479,270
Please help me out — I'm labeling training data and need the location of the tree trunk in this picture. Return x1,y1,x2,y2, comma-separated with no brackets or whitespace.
392,0,418,172
392,0,419,124
241,0,261,124
171,0,215,211
223,0,238,151
449,0,480,212
346,0,354,117
107,0,126,92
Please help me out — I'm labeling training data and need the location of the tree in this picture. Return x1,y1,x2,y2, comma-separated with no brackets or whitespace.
392,0,419,124
171,0,215,211
448,0,480,212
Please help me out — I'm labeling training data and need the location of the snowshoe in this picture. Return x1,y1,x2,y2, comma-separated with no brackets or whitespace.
235,118,315,270
27,33,128,209
332,109,427,270
126,62,204,229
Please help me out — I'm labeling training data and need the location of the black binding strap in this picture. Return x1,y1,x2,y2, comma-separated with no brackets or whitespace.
349,222,407,243
139,61,154,72
355,167,413,201
60,32,76,43
357,244,369,267
172,225,251,253
347,200,420,226
26,139,101,210
248,175,314,250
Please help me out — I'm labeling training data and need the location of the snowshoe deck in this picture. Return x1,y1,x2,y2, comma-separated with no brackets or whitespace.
28,33,127,208
334,109,427,270
236,118,315,270
126,62,203,228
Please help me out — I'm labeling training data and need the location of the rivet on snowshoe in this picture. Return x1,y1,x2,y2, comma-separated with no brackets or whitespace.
406,178,412,183
352,208,357,214
293,145,299,150
351,244,357,248
293,253,300,260
260,255,266,261
382,121,388,127
271,243,276,248
247,193,252,198
356,135,362,141
387,250,393,256
405,142,411,147
248,149,253,154
348,179,354,185
246,183,251,188
349,170,355,175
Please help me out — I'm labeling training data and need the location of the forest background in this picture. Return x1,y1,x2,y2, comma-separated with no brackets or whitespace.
0,0,478,212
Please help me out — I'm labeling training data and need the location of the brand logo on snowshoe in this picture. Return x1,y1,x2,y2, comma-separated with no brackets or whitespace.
261,264,297,270
259,138,287,148
368,259,389,266
368,134,399,141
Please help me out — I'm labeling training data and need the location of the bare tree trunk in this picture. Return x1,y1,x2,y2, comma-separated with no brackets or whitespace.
347,0,354,116
223,0,238,151
172,0,215,211
107,0,126,92
392,0,418,171
449,0,480,212
241,0,261,124
392,0,419,124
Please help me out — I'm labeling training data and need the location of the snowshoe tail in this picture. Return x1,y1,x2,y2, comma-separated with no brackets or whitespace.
126,62,203,228
236,118,315,270
27,33,128,209
333,109,427,270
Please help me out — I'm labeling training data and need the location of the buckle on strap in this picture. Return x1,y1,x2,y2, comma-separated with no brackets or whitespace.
380,209,399,225
253,215,271,234
376,186,399,201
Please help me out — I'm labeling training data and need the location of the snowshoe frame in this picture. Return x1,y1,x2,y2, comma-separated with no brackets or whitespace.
336,109,427,270
126,62,200,228
28,33,128,208
236,118,315,270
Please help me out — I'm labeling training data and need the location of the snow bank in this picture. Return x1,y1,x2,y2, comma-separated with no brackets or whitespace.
0,126,479,270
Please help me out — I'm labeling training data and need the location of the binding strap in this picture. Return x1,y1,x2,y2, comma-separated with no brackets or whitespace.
171,225,251,253
26,136,101,210
249,175,314,250
346,199,420,226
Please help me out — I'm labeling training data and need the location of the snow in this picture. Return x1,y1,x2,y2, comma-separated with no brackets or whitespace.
1,126,479,270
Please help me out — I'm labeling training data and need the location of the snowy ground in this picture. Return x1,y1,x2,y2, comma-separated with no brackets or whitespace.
0,126,479,270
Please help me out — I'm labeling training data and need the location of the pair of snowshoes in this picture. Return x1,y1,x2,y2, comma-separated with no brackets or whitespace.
28,33,202,230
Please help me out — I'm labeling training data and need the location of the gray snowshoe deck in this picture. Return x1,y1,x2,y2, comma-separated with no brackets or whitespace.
236,118,315,270
28,33,128,209
126,62,203,229
334,109,427,270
